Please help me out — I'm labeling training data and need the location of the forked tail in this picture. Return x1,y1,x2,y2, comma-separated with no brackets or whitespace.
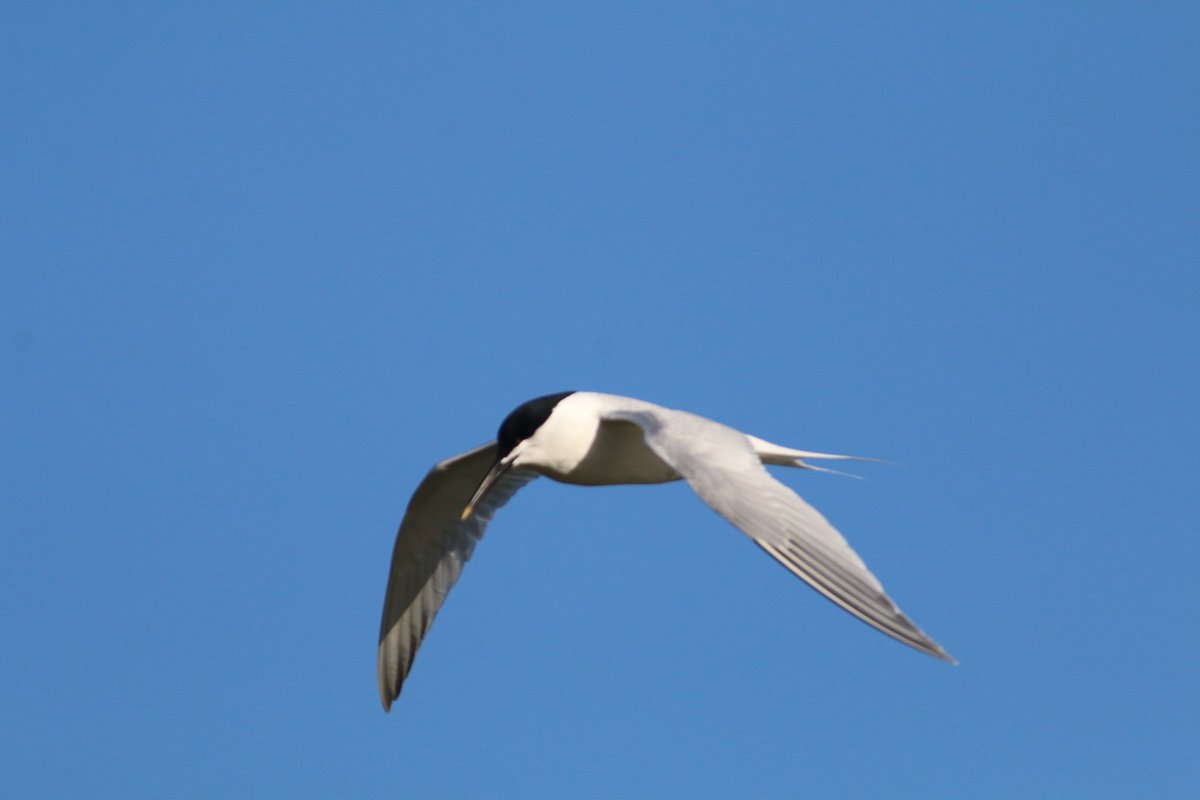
745,434,889,479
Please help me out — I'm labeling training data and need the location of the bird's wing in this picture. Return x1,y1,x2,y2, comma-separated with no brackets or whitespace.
604,406,954,663
378,443,539,710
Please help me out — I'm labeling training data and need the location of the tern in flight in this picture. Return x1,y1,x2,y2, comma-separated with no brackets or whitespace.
378,391,953,710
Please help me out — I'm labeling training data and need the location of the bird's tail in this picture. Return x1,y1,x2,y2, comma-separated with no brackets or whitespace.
745,435,889,479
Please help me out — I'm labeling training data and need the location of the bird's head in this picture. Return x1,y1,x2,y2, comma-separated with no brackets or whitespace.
461,391,576,520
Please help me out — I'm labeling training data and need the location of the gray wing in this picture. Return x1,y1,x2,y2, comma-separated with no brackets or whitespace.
606,407,954,663
378,443,539,710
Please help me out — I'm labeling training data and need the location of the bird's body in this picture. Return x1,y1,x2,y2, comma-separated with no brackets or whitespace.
497,392,681,485
378,391,953,711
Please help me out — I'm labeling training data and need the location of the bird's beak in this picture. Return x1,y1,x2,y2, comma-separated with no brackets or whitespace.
461,458,511,521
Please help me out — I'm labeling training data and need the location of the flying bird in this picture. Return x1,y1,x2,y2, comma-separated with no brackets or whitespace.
378,391,953,710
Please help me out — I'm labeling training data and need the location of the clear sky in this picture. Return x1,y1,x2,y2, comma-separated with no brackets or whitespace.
3,3,1198,798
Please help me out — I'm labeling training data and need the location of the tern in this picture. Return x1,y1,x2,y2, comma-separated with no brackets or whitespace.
378,391,953,710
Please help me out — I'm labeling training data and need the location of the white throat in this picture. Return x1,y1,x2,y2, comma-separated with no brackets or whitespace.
510,393,678,486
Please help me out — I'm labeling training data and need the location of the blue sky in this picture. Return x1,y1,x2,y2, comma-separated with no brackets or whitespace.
3,3,1197,797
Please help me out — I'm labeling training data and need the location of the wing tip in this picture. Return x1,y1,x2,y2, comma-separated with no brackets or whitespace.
936,647,959,666
379,672,401,712
911,633,957,666
928,646,959,666
378,643,401,713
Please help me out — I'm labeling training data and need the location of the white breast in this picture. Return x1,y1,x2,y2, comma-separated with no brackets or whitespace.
512,393,680,486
